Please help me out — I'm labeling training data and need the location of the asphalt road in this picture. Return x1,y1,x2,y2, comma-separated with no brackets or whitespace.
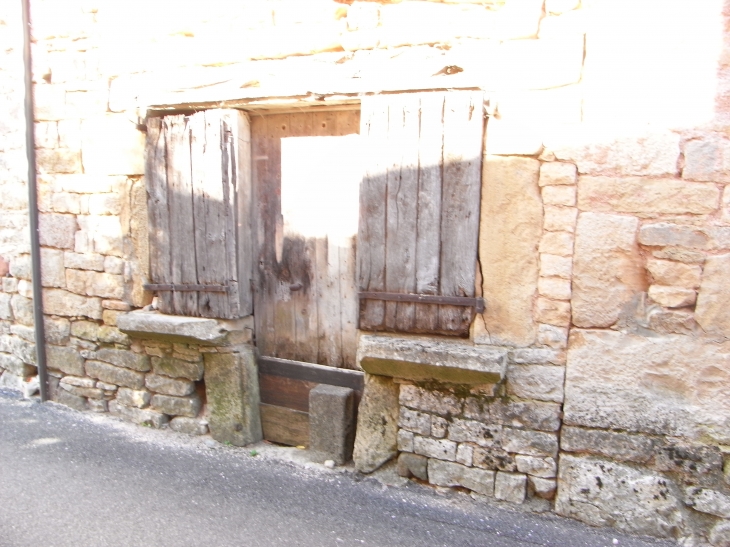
0,389,674,547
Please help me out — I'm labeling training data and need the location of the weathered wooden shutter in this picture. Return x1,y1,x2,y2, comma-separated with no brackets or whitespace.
358,91,484,337
145,109,253,319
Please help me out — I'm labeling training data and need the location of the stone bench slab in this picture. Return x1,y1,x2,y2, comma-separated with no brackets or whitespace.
117,311,252,345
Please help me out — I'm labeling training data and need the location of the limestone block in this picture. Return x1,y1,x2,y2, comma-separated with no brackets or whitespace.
56,174,119,194
0,293,12,321
108,401,169,428
0,353,34,377
204,347,262,447
169,416,208,436
485,119,543,156
66,269,124,299
40,247,65,288
398,407,431,436
456,444,474,467
353,374,400,472
496,35,584,90
0,334,35,365
88,399,108,413
540,253,573,279
502,428,559,457
36,148,82,175
723,186,730,225
560,426,656,464
490,400,562,433
39,213,77,250
685,488,730,518
479,157,542,347
548,128,681,177
88,194,121,216
397,453,428,481
529,476,557,500
151,355,204,381
448,418,501,448
515,455,557,478
654,443,723,485
578,177,720,216
95,348,150,372
429,459,495,496
556,455,684,537
9,255,31,281
543,206,578,233
430,416,448,439
10,325,35,343
648,285,696,308
710,521,730,547
397,429,414,453
538,276,572,301
75,215,124,257
542,185,576,207
85,360,145,390
60,376,96,389
494,472,526,504
539,231,574,257
539,162,577,186
473,446,517,472
399,384,462,416
103,256,124,274
55,388,87,411
507,364,565,403
16,280,31,300
51,193,81,215
564,330,730,443
696,254,730,338
646,259,702,289
33,84,66,121
61,383,103,399
102,309,122,327
97,326,130,345
10,294,33,326
639,222,710,249
70,320,99,341
545,0,581,15
46,345,84,376
150,393,201,418
537,323,569,348
647,308,696,336
81,115,145,176
145,373,195,397
63,252,104,271
309,384,355,465
116,387,150,409
535,297,571,327
414,436,458,461
572,213,645,328
117,311,246,345
510,347,565,365
683,136,730,183
3,278,19,293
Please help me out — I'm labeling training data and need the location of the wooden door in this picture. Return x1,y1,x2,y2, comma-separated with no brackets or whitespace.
251,109,361,370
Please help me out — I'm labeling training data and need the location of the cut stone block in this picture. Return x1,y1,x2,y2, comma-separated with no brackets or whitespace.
118,311,252,345
397,452,428,481
151,355,204,381
85,360,145,390
109,400,169,428
204,346,262,446
169,417,208,436
309,384,355,465
145,373,195,397
150,393,202,418
494,471,527,504
46,345,85,376
353,374,399,474
429,459,495,496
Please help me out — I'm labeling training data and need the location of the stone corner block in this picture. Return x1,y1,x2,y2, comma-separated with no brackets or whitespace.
353,374,399,474
309,384,355,465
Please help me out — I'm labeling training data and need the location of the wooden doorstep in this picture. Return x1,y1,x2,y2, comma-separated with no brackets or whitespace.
259,403,310,448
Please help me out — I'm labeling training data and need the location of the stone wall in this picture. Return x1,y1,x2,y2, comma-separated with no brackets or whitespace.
1,0,730,544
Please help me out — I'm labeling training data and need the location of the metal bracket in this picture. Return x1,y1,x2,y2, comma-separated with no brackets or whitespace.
359,292,485,313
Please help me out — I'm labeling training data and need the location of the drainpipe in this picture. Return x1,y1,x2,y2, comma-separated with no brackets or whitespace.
21,0,49,401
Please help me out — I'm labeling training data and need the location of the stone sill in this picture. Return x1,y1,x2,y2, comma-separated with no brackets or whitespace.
357,334,507,385
117,311,253,345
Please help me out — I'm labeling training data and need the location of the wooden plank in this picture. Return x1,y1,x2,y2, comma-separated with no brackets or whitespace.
336,109,361,136
260,403,310,447
315,237,341,366
145,117,173,314
358,96,388,330
165,115,198,316
439,91,484,335
339,233,358,369
384,96,419,331
232,110,254,316
258,373,317,412
415,92,445,333
258,356,365,392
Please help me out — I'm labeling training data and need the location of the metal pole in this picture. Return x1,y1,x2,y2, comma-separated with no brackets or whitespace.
21,0,49,401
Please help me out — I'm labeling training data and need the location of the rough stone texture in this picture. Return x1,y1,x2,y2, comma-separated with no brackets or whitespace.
494,472,527,504
710,521,730,547
506,364,565,403
151,355,204,381
515,455,557,478
572,213,646,328
85,360,145,390
537,276,572,300
539,162,577,186
542,185,576,207
41,247,66,288
578,177,720,216
81,114,145,176
685,487,730,519
145,373,195,397
0,293,12,321
71,320,99,341
490,400,562,432
473,446,517,472
502,428,558,457
456,443,474,467
646,259,702,289
543,206,578,233
683,136,730,183
653,247,706,265
46,345,84,376
150,393,202,418
447,418,500,448
564,330,730,443
203,347,262,447
116,387,150,408
397,452,428,481
638,223,730,251
648,285,696,308
0,353,34,377
540,254,573,279
66,269,124,299
43,288,102,319
399,407,431,436
61,383,103,399
10,295,34,326
38,213,76,249
556,455,685,538
428,459,495,496
399,384,462,416
695,254,730,338
97,326,130,345
534,297,571,327
560,426,656,464
414,435,457,461
397,429,414,453
169,416,208,436
539,231,574,256
64,251,105,271
478,156,542,347
647,308,697,336
529,477,557,500
430,416,448,439
354,374,400,473
95,348,150,372
117,311,245,344
358,335,506,384
309,384,355,465
655,443,724,486
55,388,87,411
108,401,169,428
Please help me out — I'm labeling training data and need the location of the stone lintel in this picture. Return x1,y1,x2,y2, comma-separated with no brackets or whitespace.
117,311,252,345
357,334,507,384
